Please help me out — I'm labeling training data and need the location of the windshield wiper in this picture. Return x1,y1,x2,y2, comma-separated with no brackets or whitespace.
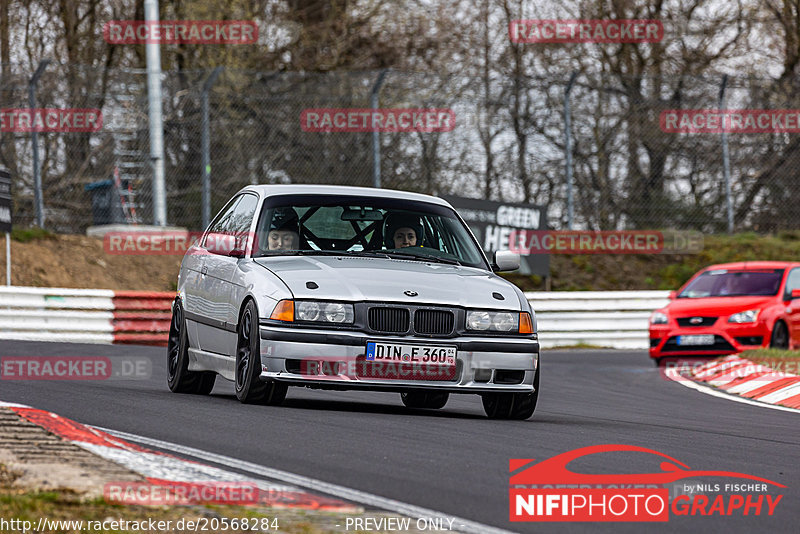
382,251,462,266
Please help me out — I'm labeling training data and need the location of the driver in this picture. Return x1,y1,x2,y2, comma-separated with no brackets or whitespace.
268,208,300,251
385,213,423,249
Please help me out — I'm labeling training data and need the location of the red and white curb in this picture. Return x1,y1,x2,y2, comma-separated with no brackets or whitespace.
665,355,800,413
0,401,355,510
0,401,514,534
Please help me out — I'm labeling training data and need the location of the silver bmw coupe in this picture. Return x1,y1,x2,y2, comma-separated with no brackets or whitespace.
167,185,540,419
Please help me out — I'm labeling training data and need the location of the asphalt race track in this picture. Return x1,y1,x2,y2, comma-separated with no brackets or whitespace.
1,340,798,533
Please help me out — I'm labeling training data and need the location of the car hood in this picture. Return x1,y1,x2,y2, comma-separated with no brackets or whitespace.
665,296,775,316
253,255,521,309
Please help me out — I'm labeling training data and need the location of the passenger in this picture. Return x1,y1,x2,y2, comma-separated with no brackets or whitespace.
385,213,423,249
268,208,300,251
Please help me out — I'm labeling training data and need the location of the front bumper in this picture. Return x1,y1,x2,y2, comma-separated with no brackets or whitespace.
649,322,769,358
258,323,539,392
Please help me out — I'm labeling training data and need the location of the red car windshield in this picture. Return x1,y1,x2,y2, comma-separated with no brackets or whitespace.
678,269,785,298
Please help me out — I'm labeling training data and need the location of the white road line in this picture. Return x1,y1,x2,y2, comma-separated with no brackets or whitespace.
663,367,800,414
97,426,516,534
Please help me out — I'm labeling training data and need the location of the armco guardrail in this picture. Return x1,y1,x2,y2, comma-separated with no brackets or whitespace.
526,290,670,349
0,287,174,345
0,287,668,349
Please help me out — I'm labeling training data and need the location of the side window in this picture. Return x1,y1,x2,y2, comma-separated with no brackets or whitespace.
204,196,242,247
203,194,259,251
785,268,800,299
229,194,259,236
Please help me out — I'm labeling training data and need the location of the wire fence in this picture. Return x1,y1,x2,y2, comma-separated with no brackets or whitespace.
2,63,800,234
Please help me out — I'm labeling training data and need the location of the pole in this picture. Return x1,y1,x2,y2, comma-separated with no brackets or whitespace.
564,71,578,230
145,0,167,226
719,75,733,233
201,66,223,229
28,59,50,227
371,69,388,188
5,232,9,286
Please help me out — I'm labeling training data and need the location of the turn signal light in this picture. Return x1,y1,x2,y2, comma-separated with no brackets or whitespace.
270,300,294,322
519,312,533,334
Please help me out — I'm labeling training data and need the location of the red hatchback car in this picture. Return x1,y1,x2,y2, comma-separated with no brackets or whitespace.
649,261,800,364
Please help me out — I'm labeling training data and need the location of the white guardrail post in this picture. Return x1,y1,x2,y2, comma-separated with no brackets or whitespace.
526,290,670,350
0,286,116,344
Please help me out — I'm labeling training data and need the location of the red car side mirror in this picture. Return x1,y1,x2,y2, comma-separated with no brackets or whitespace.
668,290,677,300
792,288,800,300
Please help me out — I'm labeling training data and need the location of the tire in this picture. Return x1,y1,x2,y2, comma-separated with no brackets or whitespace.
235,300,288,405
166,300,216,394
400,390,449,409
481,363,540,420
653,357,664,367
770,321,789,350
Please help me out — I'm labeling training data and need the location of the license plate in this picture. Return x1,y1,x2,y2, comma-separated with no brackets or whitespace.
677,334,715,346
365,342,456,365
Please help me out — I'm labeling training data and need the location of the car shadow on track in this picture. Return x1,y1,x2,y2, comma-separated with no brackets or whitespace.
210,393,487,419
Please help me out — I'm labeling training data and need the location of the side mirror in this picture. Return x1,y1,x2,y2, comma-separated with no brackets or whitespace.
493,250,520,272
791,288,800,300
205,233,244,257
668,290,677,300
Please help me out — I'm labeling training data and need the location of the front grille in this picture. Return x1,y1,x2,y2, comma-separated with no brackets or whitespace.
368,307,410,333
676,316,718,327
662,335,735,352
414,309,455,335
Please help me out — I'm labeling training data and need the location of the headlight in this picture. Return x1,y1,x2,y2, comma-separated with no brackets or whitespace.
466,310,527,333
650,311,668,325
728,309,759,324
271,300,354,324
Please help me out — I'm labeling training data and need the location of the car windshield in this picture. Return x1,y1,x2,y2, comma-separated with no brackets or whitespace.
678,269,785,298
252,194,488,269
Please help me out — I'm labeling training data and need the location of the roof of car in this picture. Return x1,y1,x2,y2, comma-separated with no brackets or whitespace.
239,184,451,207
704,261,800,271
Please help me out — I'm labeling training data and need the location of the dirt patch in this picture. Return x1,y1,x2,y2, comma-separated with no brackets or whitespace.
3,231,798,292
1,234,182,291
0,408,142,499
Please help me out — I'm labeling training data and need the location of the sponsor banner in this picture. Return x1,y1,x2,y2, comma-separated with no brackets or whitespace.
300,108,455,132
509,445,785,522
104,481,258,505
0,168,10,233
103,20,258,44
0,108,102,132
508,230,703,255
509,19,663,44
661,109,800,133
442,195,549,276
0,356,151,380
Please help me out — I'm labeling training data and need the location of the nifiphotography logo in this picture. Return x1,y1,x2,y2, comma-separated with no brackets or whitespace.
509,445,784,522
